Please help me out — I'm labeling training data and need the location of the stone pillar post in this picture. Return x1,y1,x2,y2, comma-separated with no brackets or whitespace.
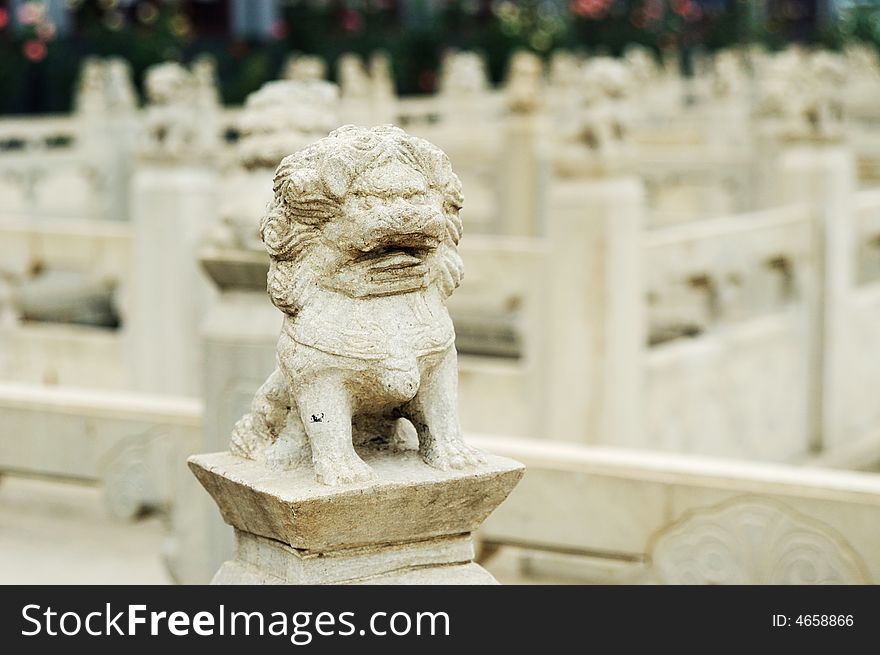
125,159,217,397
498,113,549,237
778,143,857,452
171,248,280,583
125,61,221,397
546,175,646,446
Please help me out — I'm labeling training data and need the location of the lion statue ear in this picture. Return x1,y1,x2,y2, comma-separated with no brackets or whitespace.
425,147,448,179
319,154,354,199
260,204,293,259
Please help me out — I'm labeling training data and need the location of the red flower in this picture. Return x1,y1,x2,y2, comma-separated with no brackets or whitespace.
571,0,611,19
36,22,56,41
18,2,43,26
23,39,47,63
269,20,288,40
672,0,700,19
340,8,364,33
644,0,664,21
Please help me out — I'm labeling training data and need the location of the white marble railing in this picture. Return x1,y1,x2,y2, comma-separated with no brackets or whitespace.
0,114,133,223
0,93,770,233
644,204,811,329
450,236,549,439
0,168,866,455
831,189,880,457
634,144,756,226
641,204,815,460
0,114,79,151
0,216,130,281
855,189,880,285
5,382,879,585
0,381,200,514
474,434,880,584
0,217,131,388
0,381,206,582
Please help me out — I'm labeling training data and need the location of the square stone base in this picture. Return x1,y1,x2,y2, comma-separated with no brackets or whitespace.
188,449,524,585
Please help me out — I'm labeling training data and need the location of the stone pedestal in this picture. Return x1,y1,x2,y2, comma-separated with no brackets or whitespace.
174,247,279,583
189,450,524,585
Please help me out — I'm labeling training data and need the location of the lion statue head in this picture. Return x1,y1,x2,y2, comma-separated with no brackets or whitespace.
237,80,340,169
144,62,193,106
259,124,464,316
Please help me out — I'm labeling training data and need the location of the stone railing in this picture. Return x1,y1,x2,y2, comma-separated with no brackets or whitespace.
3,145,877,464
0,381,200,519
0,218,131,387
0,381,207,582
6,379,880,586
474,434,880,584
641,204,815,460
0,113,134,223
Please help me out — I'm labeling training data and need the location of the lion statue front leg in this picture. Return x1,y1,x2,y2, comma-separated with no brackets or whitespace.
403,347,486,471
289,369,378,486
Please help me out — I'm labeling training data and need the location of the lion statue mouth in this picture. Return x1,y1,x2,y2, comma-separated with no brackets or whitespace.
343,241,436,298
356,244,429,268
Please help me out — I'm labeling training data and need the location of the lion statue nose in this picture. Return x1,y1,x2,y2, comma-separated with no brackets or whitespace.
366,204,443,245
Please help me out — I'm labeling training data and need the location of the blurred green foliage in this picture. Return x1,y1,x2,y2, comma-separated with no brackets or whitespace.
1,0,879,115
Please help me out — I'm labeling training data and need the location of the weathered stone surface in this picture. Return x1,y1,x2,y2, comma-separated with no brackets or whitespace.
211,530,480,584
213,557,496,585
189,449,524,551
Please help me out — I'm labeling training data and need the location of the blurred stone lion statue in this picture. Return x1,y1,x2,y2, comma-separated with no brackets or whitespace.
143,63,193,153
231,125,484,485
143,61,216,156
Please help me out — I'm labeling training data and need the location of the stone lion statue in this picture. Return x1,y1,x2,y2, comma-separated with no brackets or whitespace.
551,58,635,177
757,48,847,140
506,50,543,114
237,80,340,170
143,62,201,156
231,125,485,485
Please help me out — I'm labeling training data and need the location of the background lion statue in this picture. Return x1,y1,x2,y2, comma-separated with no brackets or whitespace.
231,124,485,485
142,63,196,154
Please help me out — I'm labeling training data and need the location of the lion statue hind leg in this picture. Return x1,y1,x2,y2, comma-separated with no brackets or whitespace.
230,367,307,467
